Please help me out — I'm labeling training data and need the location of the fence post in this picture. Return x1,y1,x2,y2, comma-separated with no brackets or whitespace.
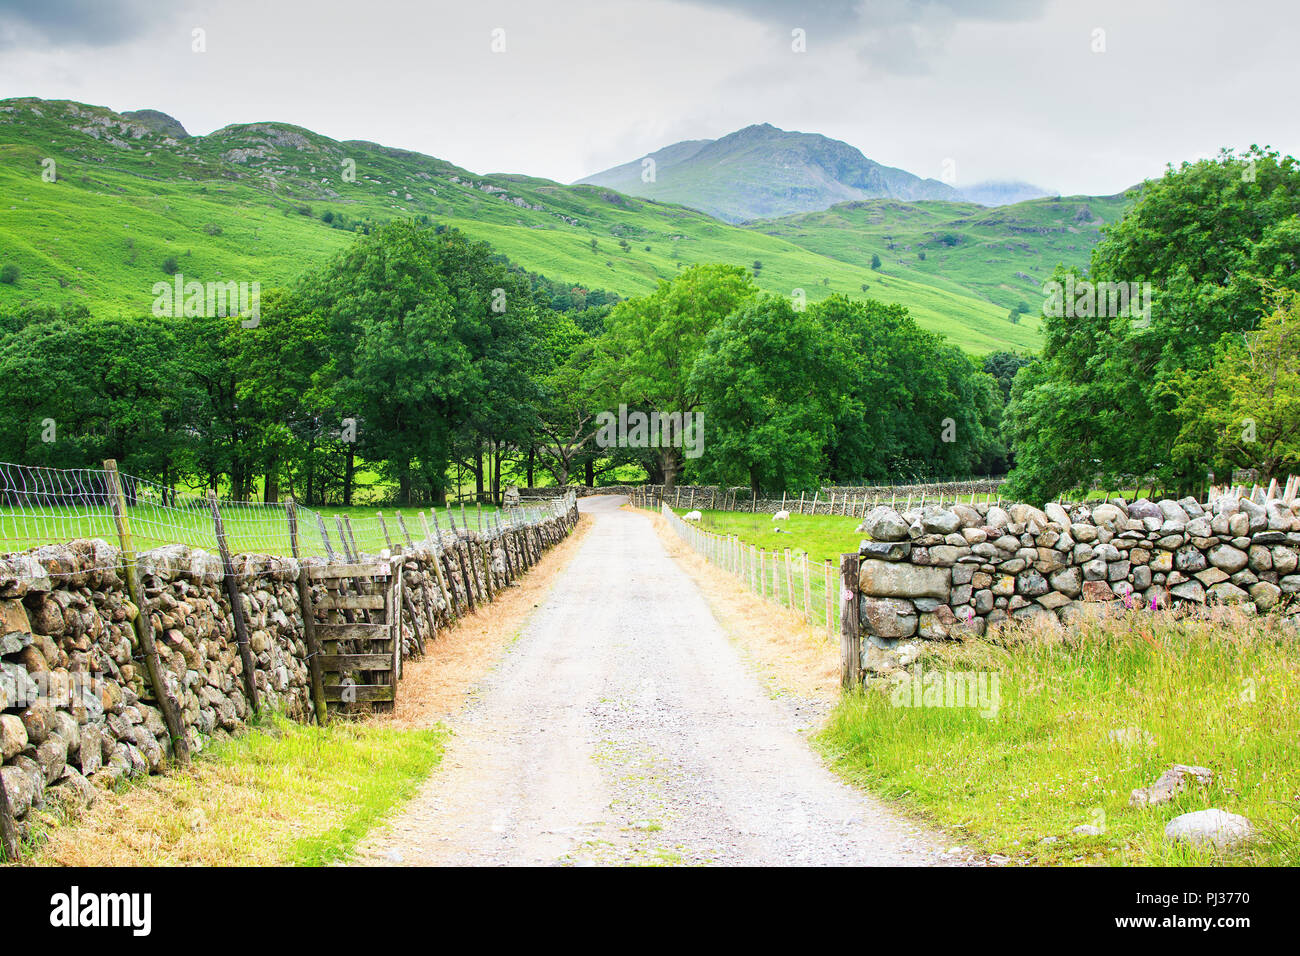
103,460,191,766
802,553,812,623
840,552,861,691
824,560,834,637
286,499,327,726
207,490,261,714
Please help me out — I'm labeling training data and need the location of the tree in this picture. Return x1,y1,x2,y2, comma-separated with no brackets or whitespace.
871,253,882,270
691,295,841,496
815,295,1000,483
983,350,1034,403
1005,147,1300,501
596,264,757,490
1169,292,1300,482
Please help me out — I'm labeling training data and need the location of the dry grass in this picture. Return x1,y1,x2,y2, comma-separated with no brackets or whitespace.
644,509,838,704
385,513,595,728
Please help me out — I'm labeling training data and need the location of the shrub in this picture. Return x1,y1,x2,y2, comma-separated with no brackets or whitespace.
0,264,18,284
162,256,179,275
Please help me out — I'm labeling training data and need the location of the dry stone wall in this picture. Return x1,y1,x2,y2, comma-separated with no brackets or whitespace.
856,494,1300,653
0,501,578,847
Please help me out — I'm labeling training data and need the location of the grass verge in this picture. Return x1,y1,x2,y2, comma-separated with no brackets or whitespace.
818,606,1300,866
20,714,445,866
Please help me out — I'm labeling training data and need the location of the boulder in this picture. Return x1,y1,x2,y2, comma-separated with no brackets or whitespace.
861,507,909,543
859,540,910,562
1163,809,1253,850
859,560,951,602
921,510,961,535
0,712,28,760
1207,544,1249,573
1129,763,1212,808
859,597,918,639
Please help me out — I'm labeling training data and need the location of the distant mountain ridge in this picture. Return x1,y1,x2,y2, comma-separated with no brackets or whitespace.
0,97,1135,355
577,123,963,223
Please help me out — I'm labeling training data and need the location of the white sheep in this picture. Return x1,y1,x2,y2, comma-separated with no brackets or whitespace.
772,510,790,521
683,510,703,522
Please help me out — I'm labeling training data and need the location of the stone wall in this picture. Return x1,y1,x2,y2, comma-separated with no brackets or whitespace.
855,494,1300,656
0,498,578,848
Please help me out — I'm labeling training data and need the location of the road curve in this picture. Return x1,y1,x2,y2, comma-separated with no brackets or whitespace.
354,494,952,866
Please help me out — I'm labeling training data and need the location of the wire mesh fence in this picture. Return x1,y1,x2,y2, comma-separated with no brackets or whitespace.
661,501,841,637
0,460,570,573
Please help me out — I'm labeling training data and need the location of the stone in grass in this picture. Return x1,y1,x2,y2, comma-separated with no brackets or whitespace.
1129,764,1212,808
1072,824,1103,837
1163,809,1253,850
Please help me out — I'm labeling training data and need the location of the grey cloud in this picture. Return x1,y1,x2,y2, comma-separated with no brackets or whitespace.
687,0,1048,72
0,0,188,49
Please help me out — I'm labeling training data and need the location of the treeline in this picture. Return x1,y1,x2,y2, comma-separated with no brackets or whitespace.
0,224,624,504
1003,146,1300,503
0,220,1020,503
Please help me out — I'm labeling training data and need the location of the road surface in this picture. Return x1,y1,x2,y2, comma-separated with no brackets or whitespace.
355,495,952,866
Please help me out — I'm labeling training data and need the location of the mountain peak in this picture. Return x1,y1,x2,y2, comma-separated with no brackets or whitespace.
577,124,960,222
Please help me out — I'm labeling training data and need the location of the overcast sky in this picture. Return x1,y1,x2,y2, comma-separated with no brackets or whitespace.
1,0,1297,195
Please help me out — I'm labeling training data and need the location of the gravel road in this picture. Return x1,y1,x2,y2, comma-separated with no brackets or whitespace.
355,495,954,866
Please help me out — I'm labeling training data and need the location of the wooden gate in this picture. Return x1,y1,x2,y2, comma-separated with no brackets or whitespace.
306,559,401,713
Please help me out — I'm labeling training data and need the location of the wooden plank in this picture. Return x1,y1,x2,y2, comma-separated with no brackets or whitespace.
104,460,191,766
319,653,394,671
315,593,385,610
207,490,261,714
316,622,391,640
287,499,328,726
324,684,395,703
308,561,391,580
840,553,861,691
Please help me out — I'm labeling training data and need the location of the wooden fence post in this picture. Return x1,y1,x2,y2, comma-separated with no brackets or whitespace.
104,460,190,766
840,553,861,691
286,499,327,725
824,560,834,637
207,490,261,714
802,553,812,623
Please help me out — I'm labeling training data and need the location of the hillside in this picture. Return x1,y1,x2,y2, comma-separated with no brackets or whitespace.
0,98,1053,353
749,191,1137,314
576,123,961,223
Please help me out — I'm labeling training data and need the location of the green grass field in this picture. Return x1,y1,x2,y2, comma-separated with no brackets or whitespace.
0,97,1072,354
693,508,862,565
819,608,1300,866
0,500,505,557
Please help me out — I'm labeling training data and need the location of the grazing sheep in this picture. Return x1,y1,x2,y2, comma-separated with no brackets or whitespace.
772,510,790,521
683,510,702,521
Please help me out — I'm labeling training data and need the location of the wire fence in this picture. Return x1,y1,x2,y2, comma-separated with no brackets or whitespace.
0,461,570,578
657,499,841,638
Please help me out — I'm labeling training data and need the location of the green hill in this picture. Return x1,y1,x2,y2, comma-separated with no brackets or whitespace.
750,191,1138,314
0,97,1107,354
